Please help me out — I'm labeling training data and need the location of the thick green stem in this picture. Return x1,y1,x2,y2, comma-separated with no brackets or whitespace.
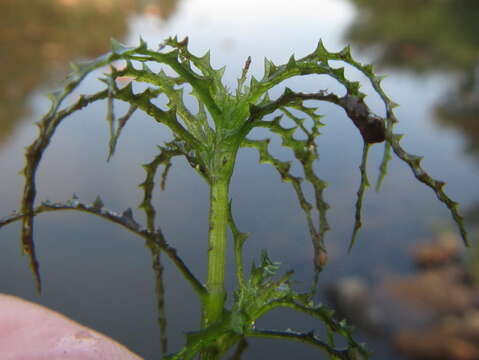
200,179,230,360
204,179,229,326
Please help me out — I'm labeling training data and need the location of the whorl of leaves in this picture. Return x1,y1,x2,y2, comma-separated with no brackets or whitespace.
3,35,468,288
0,36,467,359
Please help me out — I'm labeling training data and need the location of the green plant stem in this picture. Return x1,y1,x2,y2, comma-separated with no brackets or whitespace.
200,179,230,360
204,180,229,326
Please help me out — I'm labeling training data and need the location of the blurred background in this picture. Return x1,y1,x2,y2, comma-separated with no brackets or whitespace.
1,0,478,359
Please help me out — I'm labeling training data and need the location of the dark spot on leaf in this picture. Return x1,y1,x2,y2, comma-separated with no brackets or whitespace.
343,95,386,144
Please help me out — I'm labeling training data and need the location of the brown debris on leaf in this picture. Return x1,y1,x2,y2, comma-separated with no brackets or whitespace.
343,95,386,144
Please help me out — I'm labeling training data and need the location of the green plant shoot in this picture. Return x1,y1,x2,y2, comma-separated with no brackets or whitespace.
0,36,468,359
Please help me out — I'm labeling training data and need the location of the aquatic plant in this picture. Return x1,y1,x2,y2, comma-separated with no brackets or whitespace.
0,37,468,359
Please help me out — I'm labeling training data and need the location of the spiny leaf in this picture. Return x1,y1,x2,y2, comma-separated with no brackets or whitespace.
390,101,400,109
331,67,346,83
199,50,211,67
314,39,329,61
387,130,469,246
286,55,297,69
228,200,249,287
339,45,352,61
215,65,226,81
349,143,371,252
349,81,361,96
258,92,271,106
242,110,330,271
46,89,64,109
375,142,392,191
138,36,148,51
364,64,374,75
110,38,135,55
263,57,277,79
237,56,252,95
374,74,387,83
92,195,104,210
139,143,183,230
122,207,134,220
250,76,259,91
108,105,137,161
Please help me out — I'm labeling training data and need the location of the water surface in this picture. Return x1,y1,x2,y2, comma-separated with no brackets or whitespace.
1,1,478,359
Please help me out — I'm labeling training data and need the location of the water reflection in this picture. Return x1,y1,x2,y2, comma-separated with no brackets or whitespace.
436,72,479,162
346,0,479,223
341,2,479,357
346,0,479,73
1,0,478,358
0,0,180,147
